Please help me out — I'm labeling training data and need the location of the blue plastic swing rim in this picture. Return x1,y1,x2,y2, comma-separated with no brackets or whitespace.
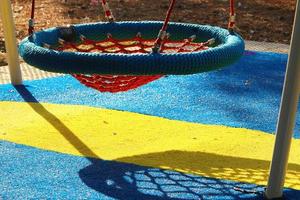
19,21,245,75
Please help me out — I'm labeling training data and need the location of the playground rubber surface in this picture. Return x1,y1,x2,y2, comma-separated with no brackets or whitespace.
1,51,300,199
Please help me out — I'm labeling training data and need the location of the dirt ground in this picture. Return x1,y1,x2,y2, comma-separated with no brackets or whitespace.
0,0,297,65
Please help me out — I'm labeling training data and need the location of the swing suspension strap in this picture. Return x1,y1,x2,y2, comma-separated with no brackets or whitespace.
28,0,236,42
228,0,236,31
100,0,115,22
152,0,176,53
28,0,35,35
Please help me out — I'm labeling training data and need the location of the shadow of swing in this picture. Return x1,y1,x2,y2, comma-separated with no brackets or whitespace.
14,85,300,199
79,151,300,200
115,150,300,190
79,158,263,200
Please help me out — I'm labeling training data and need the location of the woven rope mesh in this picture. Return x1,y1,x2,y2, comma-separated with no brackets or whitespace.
56,34,210,93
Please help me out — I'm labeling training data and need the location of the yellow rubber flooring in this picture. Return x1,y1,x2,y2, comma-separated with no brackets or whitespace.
1,101,300,189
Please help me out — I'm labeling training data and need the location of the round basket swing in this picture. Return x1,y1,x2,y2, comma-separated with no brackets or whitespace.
19,0,245,93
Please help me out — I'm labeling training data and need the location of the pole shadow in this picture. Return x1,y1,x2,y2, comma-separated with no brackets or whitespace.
14,85,300,199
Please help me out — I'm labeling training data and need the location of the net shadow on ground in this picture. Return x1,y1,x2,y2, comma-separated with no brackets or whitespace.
80,156,300,200
13,84,300,200
80,158,265,200
116,151,300,191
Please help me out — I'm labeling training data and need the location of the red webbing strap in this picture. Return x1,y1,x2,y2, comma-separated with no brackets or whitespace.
228,0,236,31
28,0,115,35
28,0,35,35
152,0,176,53
153,0,236,52
101,0,115,22
29,0,236,35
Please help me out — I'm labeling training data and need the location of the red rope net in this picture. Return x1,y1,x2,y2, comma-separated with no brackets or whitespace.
29,0,235,93
56,34,212,93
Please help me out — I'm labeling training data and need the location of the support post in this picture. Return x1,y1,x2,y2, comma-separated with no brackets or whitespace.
0,0,22,85
265,0,300,198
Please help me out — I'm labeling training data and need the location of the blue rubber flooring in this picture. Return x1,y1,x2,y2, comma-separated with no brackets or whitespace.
1,50,300,199
1,51,299,138
1,141,300,199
